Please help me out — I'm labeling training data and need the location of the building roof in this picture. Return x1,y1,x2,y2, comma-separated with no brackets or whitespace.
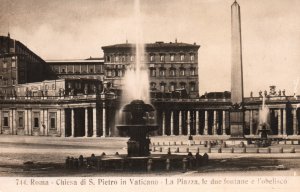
102,41,200,50
46,57,104,64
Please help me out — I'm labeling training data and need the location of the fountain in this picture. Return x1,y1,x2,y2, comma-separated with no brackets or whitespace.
257,94,271,147
117,100,158,157
258,94,270,132
116,0,157,157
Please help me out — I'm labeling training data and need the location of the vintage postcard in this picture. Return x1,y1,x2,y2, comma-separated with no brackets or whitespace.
0,0,299,191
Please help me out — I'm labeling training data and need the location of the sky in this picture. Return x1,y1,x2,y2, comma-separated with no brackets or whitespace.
1,0,300,96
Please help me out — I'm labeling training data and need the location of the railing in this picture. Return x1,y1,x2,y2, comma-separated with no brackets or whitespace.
244,96,300,102
1,94,300,103
151,98,231,102
0,93,117,101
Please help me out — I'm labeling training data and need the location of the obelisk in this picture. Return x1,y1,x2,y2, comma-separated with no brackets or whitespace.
231,0,243,103
229,0,245,138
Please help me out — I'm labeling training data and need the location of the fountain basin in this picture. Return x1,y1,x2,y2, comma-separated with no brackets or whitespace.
117,100,158,157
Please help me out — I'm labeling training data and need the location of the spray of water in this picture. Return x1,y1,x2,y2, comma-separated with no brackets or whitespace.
293,78,299,98
121,0,150,105
292,78,300,109
259,94,269,125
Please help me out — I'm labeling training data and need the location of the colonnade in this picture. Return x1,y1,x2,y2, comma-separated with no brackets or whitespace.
1,105,299,137
160,109,228,136
69,104,108,137
0,103,109,137
159,108,299,136
0,108,65,136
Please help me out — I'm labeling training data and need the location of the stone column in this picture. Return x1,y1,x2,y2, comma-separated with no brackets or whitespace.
204,110,208,135
170,111,174,136
187,111,191,135
283,109,287,136
12,109,16,135
28,109,32,136
278,109,282,135
222,110,226,135
249,110,253,135
179,111,182,135
0,110,2,134
213,110,217,135
293,108,298,135
162,112,166,136
195,110,200,135
24,109,28,135
71,109,75,137
61,109,66,137
10,110,13,135
44,109,48,136
92,107,97,137
102,103,106,137
57,109,61,136
85,108,89,137
40,110,44,135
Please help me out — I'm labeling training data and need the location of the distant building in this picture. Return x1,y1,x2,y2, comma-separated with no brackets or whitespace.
0,78,111,137
0,34,55,96
102,41,200,98
46,57,104,81
14,78,102,97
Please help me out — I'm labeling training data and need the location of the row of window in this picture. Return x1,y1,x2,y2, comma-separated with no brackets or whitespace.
0,61,16,68
54,67,103,74
151,82,196,92
0,78,16,85
2,111,57,129
106,53,195,63
150,68,196,77
105,67,197,78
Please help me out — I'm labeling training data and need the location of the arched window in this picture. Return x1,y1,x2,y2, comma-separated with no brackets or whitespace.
170,82,176,92
190,54,194,61
189,82,196,91
150,68,156,77
170,54,175,62
150,82,156,90
130,55,135,62
150,55,155,62
169,67,176,77
180,54,185,61
190,67,196,76
180,68,185,76
159,68,166,77
160,82,166,92
179,82,186,89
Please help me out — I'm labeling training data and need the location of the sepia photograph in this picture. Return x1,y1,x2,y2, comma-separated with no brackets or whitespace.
0,0,300,191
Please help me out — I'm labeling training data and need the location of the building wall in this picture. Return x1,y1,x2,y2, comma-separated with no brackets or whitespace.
0,35,56,96
47,58,105,81
13,78,102,97
102,41,200,98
